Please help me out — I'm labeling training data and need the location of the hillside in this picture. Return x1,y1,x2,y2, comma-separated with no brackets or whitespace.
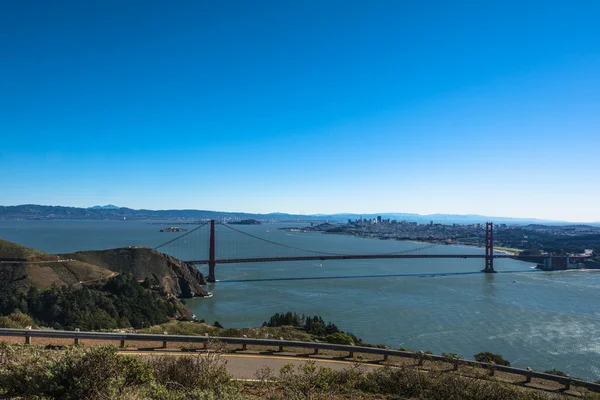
0,239,203,330
0,238,54,260
0,239,207,298
0,204,316,221
62,247,208,298
0,239,112,292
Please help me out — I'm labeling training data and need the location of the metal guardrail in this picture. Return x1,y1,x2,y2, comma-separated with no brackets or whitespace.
0,328,598,392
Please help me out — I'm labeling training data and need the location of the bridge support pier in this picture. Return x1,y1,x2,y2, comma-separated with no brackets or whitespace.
207,220,216,283
207,262,216,283
483,222,496,273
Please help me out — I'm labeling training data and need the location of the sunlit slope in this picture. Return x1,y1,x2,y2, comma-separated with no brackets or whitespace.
64,247,208,298
0,238,53,260
0,238,113,289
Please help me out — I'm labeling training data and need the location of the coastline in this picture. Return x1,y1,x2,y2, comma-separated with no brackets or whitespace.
298,228,520,256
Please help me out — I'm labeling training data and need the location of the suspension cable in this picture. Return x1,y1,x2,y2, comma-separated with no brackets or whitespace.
154,221,209,250
218,223,346,256
380,242,440,255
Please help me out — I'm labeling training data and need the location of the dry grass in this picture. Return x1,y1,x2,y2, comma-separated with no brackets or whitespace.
1,335,597,398
0,238,51,259
0,342,597,400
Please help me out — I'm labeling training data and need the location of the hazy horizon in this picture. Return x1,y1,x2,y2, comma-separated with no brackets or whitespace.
2,203,599,224
1,2,598,221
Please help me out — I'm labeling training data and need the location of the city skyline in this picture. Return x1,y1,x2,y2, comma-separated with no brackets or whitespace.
1,1,599,221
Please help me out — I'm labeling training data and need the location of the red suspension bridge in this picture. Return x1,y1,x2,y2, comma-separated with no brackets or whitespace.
154,221,585,282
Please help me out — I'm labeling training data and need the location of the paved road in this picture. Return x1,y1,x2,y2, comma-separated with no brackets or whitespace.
120,351,382,380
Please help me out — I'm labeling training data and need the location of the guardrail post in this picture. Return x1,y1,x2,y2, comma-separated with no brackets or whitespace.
525,374,531,384
416,351,425,366
278,346,284,352
489,363,496,377
313,348,319,355
242,344,247,351
453,359,459,371
120,339,125,348
565,378,571,391
25,335,31,345
74,337,79,345
348,351,354,358
382,354,389,362
162,340,167,349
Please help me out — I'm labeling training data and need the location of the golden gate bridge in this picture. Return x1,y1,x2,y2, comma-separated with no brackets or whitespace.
154,221,585,282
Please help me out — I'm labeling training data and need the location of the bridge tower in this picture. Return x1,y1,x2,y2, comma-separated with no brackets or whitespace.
207,220,216,282
483,222,495,273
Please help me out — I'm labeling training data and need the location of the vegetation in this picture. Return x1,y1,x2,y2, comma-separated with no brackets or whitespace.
494,246,524,254
0,238,51,260
263,311,367,346
474,351,511,366
0,343,240,400
324,331,355,345
0,312,36,328
544,369,569,377
142,319,316,342
0,274,188,330
265,312,340,334
63,246,208,296
0,344,581,400
495,228,600,255
229,219,262,225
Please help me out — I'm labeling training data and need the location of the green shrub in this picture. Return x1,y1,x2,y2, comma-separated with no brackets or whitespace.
324,332,355,345
442,352,463,360
148,353,238,397
0,343,60,397
0,274,185,330
48,346,153,399
474,351,511,366
543,369,568,377
277,361,364,399
0,312,36,328
0,345,152,399
359,366,548,400
263,311,303,328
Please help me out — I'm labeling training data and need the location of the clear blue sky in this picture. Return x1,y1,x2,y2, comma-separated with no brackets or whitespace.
1,1,599,221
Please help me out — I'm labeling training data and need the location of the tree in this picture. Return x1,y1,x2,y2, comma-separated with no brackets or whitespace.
474,352,510,366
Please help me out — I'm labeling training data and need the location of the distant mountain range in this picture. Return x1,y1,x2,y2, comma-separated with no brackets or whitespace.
89,204,120,209
0,204,317,222
0,204,597,226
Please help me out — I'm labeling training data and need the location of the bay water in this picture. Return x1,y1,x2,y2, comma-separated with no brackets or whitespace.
1,220,599,380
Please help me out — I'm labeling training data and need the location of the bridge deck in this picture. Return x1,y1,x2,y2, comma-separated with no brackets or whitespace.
185,254,559,264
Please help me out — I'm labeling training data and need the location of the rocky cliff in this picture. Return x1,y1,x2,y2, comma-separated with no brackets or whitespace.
0,239,112,291
0,239,208,299
63,247,208,298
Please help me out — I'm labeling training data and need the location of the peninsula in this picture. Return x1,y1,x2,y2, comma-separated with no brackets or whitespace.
228,219,261,225
0,238,208,330
295,219,600,260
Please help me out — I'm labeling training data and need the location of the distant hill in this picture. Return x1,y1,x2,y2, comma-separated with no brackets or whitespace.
89,204,120,209
1,204,594,225
0,204,318,221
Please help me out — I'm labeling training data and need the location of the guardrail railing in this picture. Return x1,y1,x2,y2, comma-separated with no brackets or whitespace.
0,328,598,393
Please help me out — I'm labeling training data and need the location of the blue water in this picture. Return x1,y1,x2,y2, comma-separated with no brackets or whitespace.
1,220,599,380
